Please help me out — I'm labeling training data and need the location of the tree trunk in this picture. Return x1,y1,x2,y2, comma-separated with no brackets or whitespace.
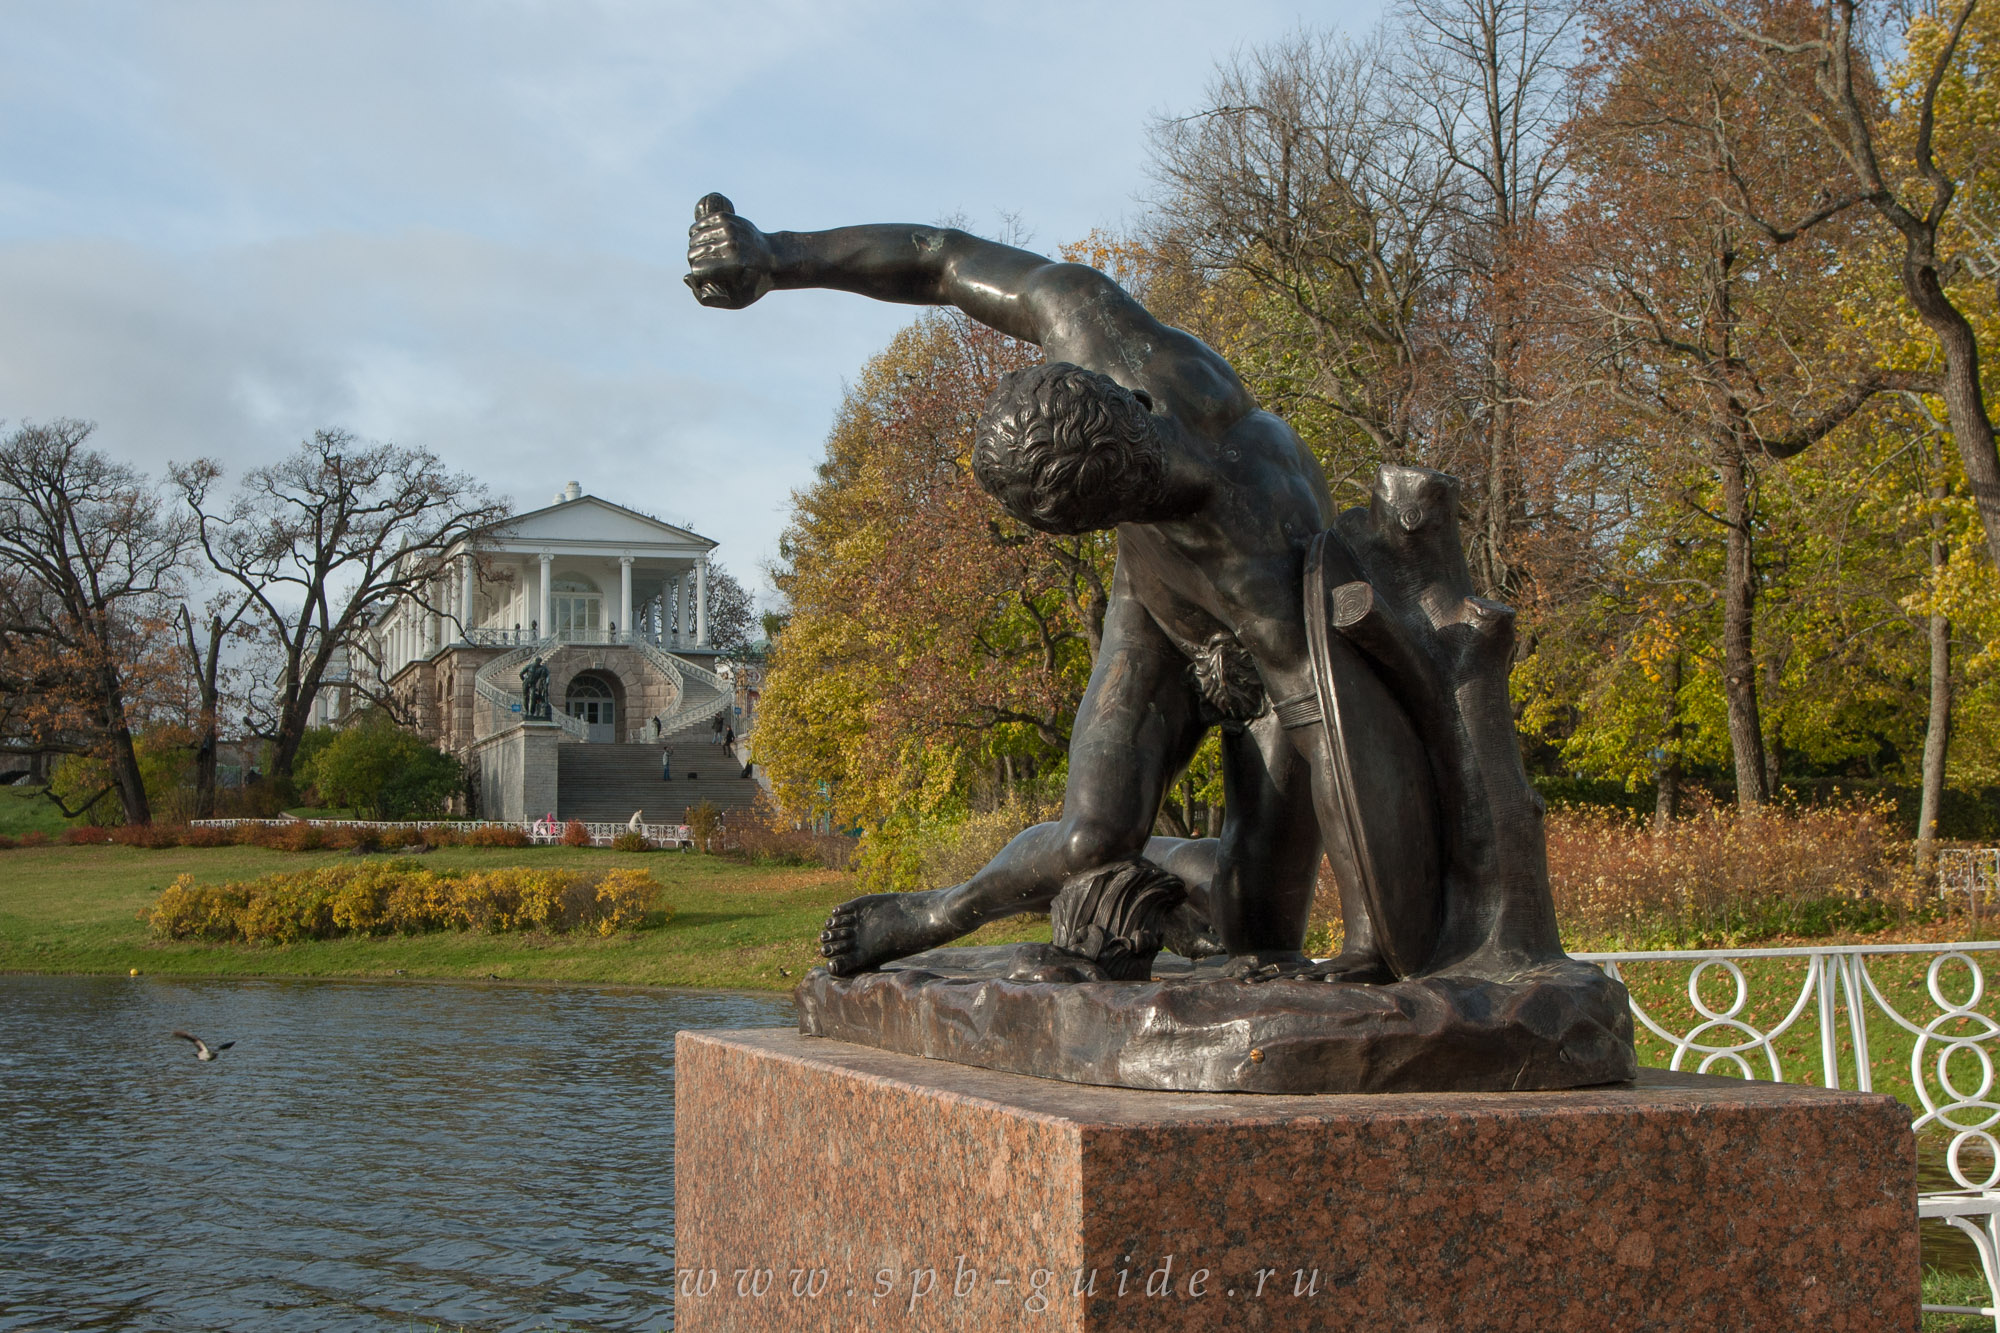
1918,493,1953,862
105,720,149,826
1919,609,1951,853
1718,446,1768,808
183,610,226,820
1901,254,2000,573
1476,337,1516,600
1655,652,1684,830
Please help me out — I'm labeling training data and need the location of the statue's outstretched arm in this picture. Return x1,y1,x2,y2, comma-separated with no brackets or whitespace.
686,192,1087,341
685,194,1250,425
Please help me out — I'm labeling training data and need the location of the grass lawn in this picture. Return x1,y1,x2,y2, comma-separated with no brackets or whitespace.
0,843,1049,991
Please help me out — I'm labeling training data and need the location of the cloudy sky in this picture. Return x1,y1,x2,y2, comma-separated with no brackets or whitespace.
0,0,1386,602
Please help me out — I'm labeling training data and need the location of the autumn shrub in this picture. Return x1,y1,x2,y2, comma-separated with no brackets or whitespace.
107,824,177,848
914,796,1061,890
62,826,110,846
561,819,592,847
18,830,48,848
687,801,722,853
593,868,662,934
147,862,670,943
335,824,384,853
1544,798,1929,949
610,830,652,852
717,797,853,868
464,823,531,848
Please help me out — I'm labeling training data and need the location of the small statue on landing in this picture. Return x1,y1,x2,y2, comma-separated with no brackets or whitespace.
520,656,552,722
686,194,1634,1093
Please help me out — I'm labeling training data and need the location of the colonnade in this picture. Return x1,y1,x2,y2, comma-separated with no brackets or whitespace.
435,551,711,646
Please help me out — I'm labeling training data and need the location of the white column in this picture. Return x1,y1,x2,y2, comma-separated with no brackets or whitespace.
695,555,710,646
538,553,553,638
670,575,682,643
619,557,634,643
461,556,476,639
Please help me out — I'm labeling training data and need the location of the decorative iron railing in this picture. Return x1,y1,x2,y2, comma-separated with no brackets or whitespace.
1581,942,2000,1327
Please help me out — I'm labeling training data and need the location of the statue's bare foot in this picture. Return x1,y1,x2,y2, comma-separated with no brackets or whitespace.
818,891,960,977
1225,949,1398,985
1224,950,1313,983
1315,949,1397,984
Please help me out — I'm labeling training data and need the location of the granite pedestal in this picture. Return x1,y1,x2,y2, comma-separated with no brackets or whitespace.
673,1028,1916,1332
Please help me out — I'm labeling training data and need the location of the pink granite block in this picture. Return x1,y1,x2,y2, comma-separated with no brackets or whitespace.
673,1028,1916,1332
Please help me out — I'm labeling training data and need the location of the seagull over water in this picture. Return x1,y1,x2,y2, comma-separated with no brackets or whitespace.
172,1031,235,1061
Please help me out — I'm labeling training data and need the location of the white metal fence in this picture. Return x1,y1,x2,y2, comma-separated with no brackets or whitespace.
187,817,695,848
1581,941,2000,1327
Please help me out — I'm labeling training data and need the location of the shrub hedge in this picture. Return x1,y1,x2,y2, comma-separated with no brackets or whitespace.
147,861,668,944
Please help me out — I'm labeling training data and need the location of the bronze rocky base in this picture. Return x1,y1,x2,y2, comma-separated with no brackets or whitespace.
794,946,1637,1094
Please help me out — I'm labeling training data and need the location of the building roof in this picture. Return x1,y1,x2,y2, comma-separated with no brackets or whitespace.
468,492,718,554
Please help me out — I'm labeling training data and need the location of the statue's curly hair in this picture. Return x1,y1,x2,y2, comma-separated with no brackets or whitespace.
971,362,1166,534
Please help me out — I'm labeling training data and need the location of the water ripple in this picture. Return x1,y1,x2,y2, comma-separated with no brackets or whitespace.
0,975,791,1332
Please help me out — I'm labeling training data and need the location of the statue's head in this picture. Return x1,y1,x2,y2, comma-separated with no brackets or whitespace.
972,362,1166,534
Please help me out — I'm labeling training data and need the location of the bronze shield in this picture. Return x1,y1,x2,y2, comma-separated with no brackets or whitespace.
1302,531,1443,977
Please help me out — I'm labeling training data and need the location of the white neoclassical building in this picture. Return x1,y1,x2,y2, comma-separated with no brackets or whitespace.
351,482,764,824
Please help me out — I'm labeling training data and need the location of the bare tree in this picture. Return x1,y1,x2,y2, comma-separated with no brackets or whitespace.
1400,0,1581,594
1148,32,1465,482
0,420,189,824
698,562,758,654
175,430,507,780
175,592,251,818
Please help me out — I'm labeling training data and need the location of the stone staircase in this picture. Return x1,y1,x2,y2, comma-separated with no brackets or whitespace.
554,738,760,823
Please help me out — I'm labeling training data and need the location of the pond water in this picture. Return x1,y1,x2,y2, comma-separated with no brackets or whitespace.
0,975,791,1332
0,974,1979,1329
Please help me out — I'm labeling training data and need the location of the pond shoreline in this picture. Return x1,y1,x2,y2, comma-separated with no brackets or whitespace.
0,963,805,1001
0,843,1053,992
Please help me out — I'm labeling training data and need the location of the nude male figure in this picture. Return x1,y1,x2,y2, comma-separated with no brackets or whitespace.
686,196,1408,982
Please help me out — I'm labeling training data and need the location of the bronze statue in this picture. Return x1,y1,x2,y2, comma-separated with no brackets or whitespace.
520,656,551,722
687,194,1633,1093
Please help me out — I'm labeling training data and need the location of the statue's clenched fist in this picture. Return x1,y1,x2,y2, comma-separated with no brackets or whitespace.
684,193,776,309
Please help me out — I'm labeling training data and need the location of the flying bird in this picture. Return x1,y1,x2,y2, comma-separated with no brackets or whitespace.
172,1031,235,1061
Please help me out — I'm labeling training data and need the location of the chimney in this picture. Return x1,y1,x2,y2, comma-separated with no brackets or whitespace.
564,481,583,502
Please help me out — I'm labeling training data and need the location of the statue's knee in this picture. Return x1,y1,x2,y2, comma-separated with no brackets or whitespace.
1058,821,1138,873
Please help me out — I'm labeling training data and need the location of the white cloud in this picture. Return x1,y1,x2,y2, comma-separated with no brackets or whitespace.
0,0,1389,601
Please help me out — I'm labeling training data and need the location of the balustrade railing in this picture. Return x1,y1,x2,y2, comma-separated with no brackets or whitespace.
468,637,586,739
1581,941,2000,1327
460,626,709,651
1942,849,2000,920
465,632,722,745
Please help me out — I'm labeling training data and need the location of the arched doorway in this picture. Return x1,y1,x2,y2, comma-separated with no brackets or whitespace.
564,671,620,743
